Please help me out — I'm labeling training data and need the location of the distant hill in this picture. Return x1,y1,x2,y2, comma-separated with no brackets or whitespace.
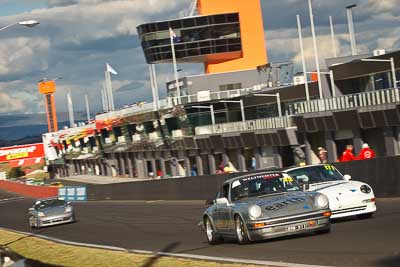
0,112,88,142
0,136,43,147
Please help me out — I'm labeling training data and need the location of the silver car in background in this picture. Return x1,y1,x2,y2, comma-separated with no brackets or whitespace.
201,171,331,244
28,198,75,228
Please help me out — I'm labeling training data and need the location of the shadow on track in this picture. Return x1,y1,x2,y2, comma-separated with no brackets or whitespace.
140,242,180,267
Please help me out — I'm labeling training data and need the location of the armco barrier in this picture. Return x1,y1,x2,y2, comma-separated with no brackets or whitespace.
0,180,58,199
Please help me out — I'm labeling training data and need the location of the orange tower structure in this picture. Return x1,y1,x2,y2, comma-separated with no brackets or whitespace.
38,80,58,132
197,0,268,74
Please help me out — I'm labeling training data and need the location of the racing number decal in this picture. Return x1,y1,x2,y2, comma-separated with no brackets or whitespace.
324,165,335,171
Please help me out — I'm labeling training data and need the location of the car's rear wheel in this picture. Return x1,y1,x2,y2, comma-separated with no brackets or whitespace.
28,216,37,229
204,217,219,245
357,213,373,219
235,215,250,244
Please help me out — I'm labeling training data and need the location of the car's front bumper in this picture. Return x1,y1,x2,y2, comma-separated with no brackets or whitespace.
331,201,376,219
246,210,331,241
38,213,74,227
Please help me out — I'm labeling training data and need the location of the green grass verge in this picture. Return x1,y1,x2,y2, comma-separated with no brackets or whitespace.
0,229,263,267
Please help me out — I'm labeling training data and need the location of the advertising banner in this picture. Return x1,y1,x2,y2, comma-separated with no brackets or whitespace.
0,143,44,163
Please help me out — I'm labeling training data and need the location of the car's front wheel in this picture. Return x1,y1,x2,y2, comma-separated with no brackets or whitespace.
204,217,219,245
28,216,37,229
235,215,250,244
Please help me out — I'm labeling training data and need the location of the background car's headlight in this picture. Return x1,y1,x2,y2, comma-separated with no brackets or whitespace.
314,194,329,209
65,206,73,213
248,205,262,219
38,211,45,217
360,185,372,194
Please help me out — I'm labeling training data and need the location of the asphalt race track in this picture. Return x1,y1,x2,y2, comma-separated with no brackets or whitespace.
0,190,399,267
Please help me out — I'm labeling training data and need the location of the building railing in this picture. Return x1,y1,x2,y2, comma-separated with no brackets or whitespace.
195,116,293,135
288,88,400,115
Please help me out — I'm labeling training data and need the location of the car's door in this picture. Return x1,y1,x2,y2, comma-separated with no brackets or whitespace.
212,184,231,232
218,183,236,233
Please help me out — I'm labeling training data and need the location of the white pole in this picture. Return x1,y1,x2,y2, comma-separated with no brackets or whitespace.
329,70,336,97
390,57,398,89
240,99,245,122
67,91,75,128
149,65,157,111
104,71,111,111
329,16,337,58
102,82,109,112
169,27,181,103
151,64,160,109
85,94,90,122
296,14,310,101
107,70,115,111
308,0,323,99
276,93,282,117
346,6,358,56
100,88,105,111
210,105,215,125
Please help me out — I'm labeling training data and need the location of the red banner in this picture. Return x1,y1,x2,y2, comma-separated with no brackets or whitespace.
0,143,44,163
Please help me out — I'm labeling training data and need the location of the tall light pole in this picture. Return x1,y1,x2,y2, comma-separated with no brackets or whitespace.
220,100,245,122
296,14,310,101
346,4,358,56
169,27,181,103
0,20,39,32
85,94,91,122
255,93,282,117
361,57,398,89
329,16,337,58
192,105,215,125
307,0,323,99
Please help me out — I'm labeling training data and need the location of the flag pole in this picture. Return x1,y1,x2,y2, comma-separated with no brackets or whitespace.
85,94,91,122
151,64,159,110
169,27,181,103
296,14,310,101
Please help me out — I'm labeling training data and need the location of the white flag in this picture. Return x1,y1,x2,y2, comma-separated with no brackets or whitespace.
106,63,118,75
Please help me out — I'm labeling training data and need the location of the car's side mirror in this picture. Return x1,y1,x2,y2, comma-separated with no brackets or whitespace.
343,174,352,181
302,184,310,191
215,197,229,205
67,202,72,205
28,208,35,211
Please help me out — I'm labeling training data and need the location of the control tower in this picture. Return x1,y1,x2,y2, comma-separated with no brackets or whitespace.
137,0,268,74
38,80,58,132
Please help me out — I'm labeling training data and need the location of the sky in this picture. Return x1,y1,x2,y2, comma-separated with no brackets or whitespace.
0,0,399,115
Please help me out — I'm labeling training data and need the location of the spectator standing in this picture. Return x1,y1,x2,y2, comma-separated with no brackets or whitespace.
358,143,376,160
317,147,328,163
340,145,357,162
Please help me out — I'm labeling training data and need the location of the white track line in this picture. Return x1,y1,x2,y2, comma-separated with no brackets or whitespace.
0,227,334,267
0,197,24,203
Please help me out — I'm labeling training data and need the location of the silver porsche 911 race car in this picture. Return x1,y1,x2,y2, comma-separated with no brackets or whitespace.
28,198,75,228
201,171,332,244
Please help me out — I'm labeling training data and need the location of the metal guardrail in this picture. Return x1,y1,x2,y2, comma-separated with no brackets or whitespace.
195,116,293,135
288,88,400,115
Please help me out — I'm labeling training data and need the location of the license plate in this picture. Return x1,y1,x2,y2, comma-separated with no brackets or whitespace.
287,223,307,232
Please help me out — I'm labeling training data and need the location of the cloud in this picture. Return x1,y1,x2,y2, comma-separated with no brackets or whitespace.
0,92,25,113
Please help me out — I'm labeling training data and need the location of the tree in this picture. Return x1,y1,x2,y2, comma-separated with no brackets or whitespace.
8,167,25,179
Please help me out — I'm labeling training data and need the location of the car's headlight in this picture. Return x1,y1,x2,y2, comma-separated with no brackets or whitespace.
360,185,372,194
65,206,73,213
248,205,262,219
314,194,329,209
38,211,46,217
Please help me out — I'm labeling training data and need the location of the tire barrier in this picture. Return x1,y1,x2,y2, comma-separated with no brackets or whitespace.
0,180,58,199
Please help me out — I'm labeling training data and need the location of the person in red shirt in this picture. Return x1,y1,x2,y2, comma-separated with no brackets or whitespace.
340,144,357,162
358,143,376,160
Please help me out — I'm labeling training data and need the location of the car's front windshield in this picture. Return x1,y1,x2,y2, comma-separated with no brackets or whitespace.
35,199,65,210
230,173,301,201
287,165,343,185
